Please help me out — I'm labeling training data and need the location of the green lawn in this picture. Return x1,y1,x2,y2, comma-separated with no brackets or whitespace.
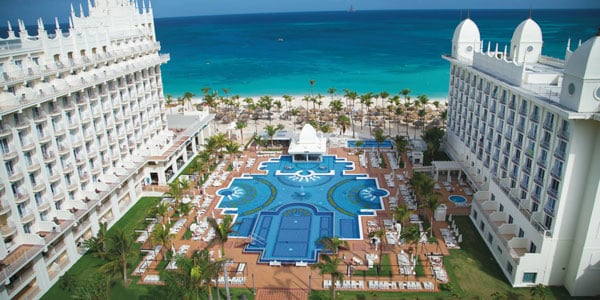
311,216,578,300
43,197,581,300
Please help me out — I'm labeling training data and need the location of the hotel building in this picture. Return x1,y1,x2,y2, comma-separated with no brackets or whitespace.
0,1,213,299
443,17,600,296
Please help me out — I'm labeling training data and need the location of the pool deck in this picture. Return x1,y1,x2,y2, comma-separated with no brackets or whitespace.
140,146,474,298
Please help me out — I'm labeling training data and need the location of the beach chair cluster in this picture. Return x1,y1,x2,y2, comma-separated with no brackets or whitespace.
135,218,157,243
388,196,399,209
368,280,434,290
365,253,378,269
399,184,417,210
202,159,229,188
190,220,210,241
397,250,415,276
215,276,246,285
142,274,161,283
367,152,381,168
323,280,364,289
384,173,395,188
135,245,161,275
440,228,459,248
428,255,448,282
245,158,256,168
169,218,187,235
366,220,380,234
385,152,400,169
323,279,435,291
358,153,367,168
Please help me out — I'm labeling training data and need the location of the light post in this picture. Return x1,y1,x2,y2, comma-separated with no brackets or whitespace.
252,273,256,296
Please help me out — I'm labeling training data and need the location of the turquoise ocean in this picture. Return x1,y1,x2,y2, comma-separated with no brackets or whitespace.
156,10,600,99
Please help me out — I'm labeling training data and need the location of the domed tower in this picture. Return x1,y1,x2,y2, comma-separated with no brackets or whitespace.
560,29,600,113
451,17,481,64
509,18,543,64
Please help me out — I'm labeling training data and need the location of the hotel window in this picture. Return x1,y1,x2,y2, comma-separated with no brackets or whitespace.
499,204,504,212
532,202,539,212
518,228,524,237
508,215,513,224
544,215,553,230
487,233,493,244
473,210,478,220
523,272,537,283
1,138,10,154
506,262,513,275
497,246,503,254
480,221,485,231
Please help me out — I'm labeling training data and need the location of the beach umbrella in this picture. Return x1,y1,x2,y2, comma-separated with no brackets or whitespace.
454,227,459,236
448,214,453,222
458,234,463,243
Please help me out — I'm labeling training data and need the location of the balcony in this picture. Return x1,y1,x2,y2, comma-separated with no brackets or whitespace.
554,146,566,160
37,200,51,212
32,182,45,193
57,144,70,155
26,159,41,173
53,189,65,201
557,126,570,140
0,223,17,237
21,138,36,151
53,125,66,136
15,118,31,130
33,112,47,123
9,170,24,183
0,204,11,215
43,152,56,163
20,210,35,223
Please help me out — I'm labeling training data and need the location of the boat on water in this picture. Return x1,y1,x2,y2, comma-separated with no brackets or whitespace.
348,5,356,13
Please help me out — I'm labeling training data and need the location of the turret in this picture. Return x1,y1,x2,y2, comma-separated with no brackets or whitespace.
6,21,15,38
451,17,481,65
509,18,543,64
560,28,600,113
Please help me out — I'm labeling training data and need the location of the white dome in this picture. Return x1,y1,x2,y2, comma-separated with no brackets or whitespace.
298,124,318,144
564,35,600,79
452,18,480,45
511,18,542,44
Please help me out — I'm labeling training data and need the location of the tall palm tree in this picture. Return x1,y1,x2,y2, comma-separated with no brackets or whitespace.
258,95,274,124
99,229,137,284
166,94,174,114
223,140,241,162
424,193,440,237
235,121,247,144
318,236,349,258
311,254,343,300
264,124,284,147
150,201,170,224
309,79,316,96
373,128,387,155
336,115,351,136
167,178,185,204
393,135,408,163
208,215,236,300
82,221,108,258
368,228,386,266
393,203,410,230
183,91,195,112
401,223,421,256
282,94,293,112
151,223,175,261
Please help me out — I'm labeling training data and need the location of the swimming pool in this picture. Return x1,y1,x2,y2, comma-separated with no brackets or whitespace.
347,140,393,149
216,155,387,264
448,195,467,204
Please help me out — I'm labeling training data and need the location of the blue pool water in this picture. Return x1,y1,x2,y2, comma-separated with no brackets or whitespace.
216,155,387,264
449,195,467,204
347,140,393,149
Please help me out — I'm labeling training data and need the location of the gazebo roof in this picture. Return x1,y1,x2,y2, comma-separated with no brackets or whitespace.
288,124,327,155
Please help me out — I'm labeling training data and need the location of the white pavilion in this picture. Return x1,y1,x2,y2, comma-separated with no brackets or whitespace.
288,124,327,162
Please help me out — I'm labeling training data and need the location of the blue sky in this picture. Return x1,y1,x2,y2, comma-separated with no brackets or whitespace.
1,0,599,25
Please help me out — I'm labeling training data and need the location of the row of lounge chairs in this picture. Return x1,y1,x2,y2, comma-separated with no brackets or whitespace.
323,280,435,290
214,276,246,285
385,152,400,170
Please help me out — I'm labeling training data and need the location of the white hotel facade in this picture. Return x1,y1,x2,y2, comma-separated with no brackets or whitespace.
0,1,213,299
444,17,600,296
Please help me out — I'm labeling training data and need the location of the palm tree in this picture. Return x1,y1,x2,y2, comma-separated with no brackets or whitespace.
150,201,170,224
258,95,274,124
223,140,241,162
392,204,410,233
208,215,236,300
424,193,440,237
373,128,387,155
82,221,108,258
282,94,293,112
329,99,344,116
368,228,386,266
235,121,247,144
166,94,174,114
150,223,175,261
311,254,343,300
163,249,221,300
183,91,195,112
318,236,349,258
309,79,316,96
328,87,336,101
393,135,408,163
336,115,351,136
264,124,284,147
401,223,421,256
99,229,137,284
